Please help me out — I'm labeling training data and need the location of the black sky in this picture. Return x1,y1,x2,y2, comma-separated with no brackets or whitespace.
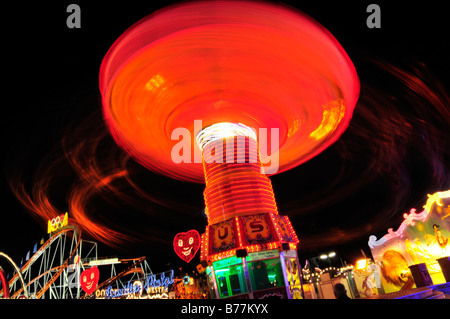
1,1,449,274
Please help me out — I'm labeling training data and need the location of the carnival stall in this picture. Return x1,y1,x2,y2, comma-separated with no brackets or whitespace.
368,190,450,293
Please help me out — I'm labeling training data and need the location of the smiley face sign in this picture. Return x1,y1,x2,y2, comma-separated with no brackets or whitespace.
80,266,99,295
173,230,201,263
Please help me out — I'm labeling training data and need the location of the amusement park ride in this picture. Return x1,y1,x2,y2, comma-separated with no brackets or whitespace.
1,0,363,299
0,219,153,299
98,0,358,299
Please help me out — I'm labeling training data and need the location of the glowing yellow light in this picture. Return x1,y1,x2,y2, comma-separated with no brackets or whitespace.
355,259,368,270
309,99,345,141
144,74,165,91
287,116,301,138
235,216,243,247
423,190,450,212
196,122,257,151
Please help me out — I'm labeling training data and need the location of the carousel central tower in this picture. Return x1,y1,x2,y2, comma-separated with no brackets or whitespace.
197,122,300,299
196,123,279,224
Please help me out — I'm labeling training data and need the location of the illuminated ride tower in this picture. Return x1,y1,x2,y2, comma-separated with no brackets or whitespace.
196,123,301,299
99,1,359,299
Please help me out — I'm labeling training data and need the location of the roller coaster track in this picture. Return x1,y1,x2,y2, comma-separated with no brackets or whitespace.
0,252,27,298
0,225,80,299
2,226,152,299
81,256,146,299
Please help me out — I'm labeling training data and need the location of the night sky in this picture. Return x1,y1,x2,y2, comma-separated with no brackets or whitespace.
1,0,449,276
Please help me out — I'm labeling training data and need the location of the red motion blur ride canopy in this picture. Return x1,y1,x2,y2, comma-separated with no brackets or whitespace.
99,0,360,183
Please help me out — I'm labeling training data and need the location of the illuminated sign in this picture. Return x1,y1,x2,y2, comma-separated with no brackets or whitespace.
201,212,299,262
240,214,274,245
173,230,201,263
103,281,143,299
272,215,296,242
96,270,175,299
89,258,120,266
47,212,68,233
246,249,279,262
209,219,237,255
212,255,242,269
80,267,100,295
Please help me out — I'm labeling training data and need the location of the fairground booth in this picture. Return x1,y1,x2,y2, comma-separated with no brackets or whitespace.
200,212,301,299
368,190,450,294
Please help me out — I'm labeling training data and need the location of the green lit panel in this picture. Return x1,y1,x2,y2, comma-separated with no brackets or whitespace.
213,257,248,298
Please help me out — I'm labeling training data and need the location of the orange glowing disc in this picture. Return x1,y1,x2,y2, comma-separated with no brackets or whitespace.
100,0,359,183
